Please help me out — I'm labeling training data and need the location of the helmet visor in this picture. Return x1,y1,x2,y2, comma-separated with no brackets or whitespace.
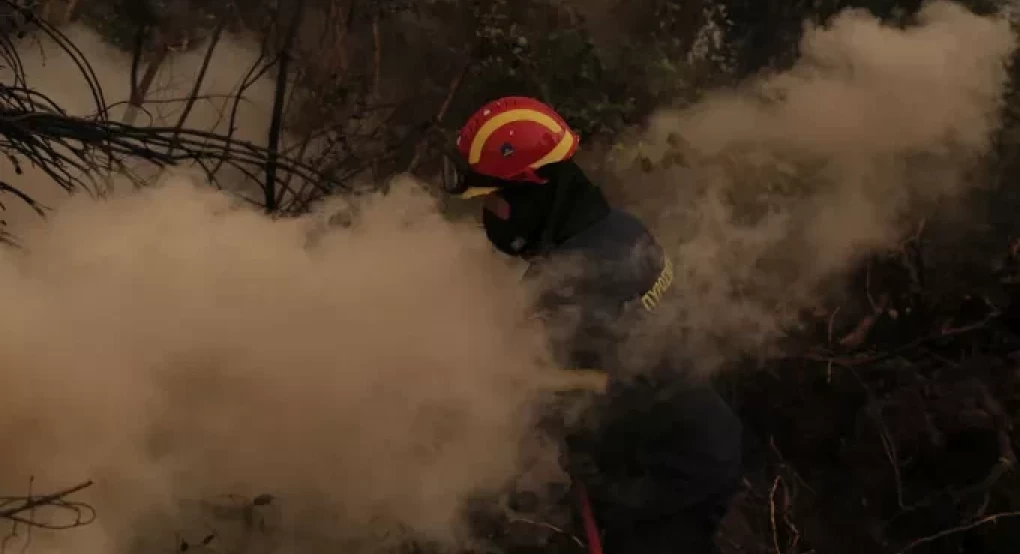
440,149,503,199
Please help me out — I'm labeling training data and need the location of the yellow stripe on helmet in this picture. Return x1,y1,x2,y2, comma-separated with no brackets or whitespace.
529,130,576,168
457,130,576,198
468,108,564,165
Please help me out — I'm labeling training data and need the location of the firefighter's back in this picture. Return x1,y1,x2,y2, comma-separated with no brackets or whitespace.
531,207,743,554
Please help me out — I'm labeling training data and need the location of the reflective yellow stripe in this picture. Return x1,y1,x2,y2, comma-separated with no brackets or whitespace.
641,256,674,312
469,109,563,164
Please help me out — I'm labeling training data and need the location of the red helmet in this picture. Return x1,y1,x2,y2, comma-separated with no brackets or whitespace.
450,96,579,198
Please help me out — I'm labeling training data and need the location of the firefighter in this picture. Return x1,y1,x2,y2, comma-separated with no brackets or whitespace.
442,96,743,554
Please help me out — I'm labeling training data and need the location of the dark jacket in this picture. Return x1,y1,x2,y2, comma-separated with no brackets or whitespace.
525,206,743,553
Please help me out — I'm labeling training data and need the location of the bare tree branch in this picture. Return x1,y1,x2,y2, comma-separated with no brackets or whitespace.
264,0,307,213
168,19,225,156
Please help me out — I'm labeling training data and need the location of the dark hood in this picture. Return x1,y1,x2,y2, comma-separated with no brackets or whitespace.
533,160,612,252
481,159,611,259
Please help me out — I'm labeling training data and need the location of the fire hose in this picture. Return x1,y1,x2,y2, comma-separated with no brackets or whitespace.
576,482,604,554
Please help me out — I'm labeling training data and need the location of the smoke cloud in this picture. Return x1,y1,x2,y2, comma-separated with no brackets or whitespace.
610,1,1018,371
0,20,569,554
0,175,562,553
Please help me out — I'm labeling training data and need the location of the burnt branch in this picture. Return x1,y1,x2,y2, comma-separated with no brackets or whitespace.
0,2,334,223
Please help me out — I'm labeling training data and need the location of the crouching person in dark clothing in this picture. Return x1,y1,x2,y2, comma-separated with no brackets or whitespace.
442,96,743,553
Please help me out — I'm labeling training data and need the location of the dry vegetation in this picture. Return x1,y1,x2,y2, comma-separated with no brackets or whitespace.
1,1,1020,554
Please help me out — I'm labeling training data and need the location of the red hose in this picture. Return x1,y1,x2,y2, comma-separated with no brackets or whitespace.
576,483,604,554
